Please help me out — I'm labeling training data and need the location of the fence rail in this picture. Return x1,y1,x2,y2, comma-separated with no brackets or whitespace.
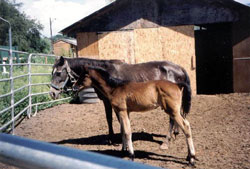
0,47,71,133
0,133,162,169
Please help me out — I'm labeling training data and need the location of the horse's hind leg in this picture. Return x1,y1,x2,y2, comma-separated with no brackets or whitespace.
169,118,179,139
173,119,180,138
160,117,174,150
102,98,115,144
173,113,196,165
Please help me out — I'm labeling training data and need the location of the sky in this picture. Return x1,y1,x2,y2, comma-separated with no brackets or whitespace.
15,0,250,38
16,0,109,37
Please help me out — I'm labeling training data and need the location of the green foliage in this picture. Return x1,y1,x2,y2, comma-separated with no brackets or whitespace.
0,0,50,53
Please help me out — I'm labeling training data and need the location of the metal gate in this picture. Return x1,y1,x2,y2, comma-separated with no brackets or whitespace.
0,47,70,134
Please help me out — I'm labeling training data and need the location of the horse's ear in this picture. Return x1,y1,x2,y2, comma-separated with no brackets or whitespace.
58,56,65,66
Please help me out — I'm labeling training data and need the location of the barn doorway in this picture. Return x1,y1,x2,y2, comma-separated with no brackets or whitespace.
195,23,233,94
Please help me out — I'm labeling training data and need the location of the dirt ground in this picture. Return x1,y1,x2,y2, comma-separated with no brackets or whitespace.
1,93,250,169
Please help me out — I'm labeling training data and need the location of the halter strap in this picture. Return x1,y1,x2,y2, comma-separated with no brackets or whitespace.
51,60,79,91
65,60,79,83
51,76,69,91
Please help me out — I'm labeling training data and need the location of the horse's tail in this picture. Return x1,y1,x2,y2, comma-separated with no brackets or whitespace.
178,82,191,118
182,68,192,116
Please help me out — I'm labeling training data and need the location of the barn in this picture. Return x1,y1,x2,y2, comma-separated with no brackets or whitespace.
53,39,77,57
61,0,250,94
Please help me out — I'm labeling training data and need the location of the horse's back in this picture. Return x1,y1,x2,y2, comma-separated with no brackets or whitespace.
116,61,187,83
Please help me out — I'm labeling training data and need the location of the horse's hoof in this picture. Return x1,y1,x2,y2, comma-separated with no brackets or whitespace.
108,140,119,146
129,154,135,161
173,131,179,138
103,138,113,145
160,143,169,150
186,155,197,166
112,142,119,146
188,158,195,166
108,139,112,145
106,136,117,145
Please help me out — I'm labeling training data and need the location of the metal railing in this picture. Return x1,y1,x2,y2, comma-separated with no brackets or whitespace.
0,133,162,169
0,48,71,134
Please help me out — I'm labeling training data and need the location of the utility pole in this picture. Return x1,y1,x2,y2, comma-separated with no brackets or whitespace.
0,17,12,54
49,17,54,54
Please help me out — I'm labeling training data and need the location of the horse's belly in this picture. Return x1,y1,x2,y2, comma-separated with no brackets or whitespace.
127,101,159,112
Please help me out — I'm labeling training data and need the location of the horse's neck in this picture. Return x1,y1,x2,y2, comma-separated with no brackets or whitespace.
67,58,113,75
90,72,115,100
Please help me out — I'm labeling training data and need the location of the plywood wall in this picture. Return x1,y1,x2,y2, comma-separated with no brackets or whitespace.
77,32,99,58
233,36,250,92
134,28,163,63
98,31,135,63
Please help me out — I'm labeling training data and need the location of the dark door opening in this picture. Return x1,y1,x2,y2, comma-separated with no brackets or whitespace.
195,23,233,94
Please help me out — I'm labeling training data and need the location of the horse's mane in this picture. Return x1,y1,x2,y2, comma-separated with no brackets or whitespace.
53,56,124,76
66,57,124,69
89,66,129,88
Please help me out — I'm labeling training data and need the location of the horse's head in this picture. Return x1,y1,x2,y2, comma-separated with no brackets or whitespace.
72,74,92,92
72,67,107,92
50,56,76,99
72,67,95,91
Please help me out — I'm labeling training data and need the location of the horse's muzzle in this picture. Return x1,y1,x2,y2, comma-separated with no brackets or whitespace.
49,91,56,99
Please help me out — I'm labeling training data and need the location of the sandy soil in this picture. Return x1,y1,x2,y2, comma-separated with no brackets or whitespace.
1,93,250,169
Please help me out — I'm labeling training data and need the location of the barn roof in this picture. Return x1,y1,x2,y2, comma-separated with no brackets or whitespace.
54,39,77,46
61,0,250,37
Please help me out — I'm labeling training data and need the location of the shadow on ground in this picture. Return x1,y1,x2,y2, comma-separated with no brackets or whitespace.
51,132,165,145
51,132,189,166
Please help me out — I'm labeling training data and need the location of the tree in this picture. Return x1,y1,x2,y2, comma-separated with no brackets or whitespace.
0,0,50,53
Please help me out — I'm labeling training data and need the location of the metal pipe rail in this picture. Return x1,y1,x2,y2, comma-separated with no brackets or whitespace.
0,106,29,131
0,133,162,169
0,78,11,82
0,47,29,55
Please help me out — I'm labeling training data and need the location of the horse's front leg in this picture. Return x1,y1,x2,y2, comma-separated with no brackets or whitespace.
119,110,134,160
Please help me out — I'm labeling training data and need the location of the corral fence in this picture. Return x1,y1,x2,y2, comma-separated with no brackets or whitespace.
0,47,71,134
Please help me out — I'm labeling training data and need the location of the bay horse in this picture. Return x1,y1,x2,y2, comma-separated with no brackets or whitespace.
50,56,192,145
72,67,196,165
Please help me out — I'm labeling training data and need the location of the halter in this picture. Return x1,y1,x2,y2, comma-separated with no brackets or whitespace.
51,60,79,91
